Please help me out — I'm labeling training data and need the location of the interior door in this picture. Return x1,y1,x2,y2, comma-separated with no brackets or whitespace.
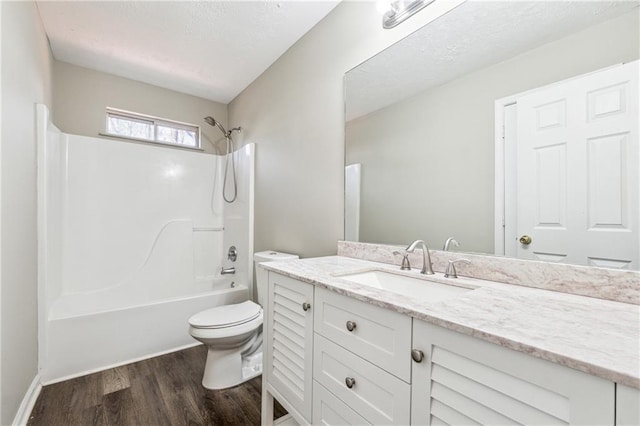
515,61,638,269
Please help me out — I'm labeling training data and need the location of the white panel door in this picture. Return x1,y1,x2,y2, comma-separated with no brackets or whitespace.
266,273,314,423
516,61,638,268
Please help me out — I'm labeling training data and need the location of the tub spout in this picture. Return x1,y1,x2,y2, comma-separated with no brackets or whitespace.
221,266,236,275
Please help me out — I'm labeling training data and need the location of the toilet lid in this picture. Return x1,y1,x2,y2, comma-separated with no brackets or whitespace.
188,300,262,329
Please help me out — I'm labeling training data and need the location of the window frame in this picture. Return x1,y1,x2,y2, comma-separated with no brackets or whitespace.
104,107,201,150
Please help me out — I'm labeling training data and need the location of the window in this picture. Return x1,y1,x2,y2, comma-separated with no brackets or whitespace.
105,108,200,149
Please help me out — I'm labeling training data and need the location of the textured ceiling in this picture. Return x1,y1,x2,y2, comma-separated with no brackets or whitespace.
37,1,340,104
346,1,639,121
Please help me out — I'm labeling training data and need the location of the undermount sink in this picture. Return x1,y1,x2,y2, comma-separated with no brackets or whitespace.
337,270,472,302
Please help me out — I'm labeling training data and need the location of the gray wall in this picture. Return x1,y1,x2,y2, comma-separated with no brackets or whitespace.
1,1,53,423
228,1,463,258
346,9,640,253
0,1,461,419
53,61,229,155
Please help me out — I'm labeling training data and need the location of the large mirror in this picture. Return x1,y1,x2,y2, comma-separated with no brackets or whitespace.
345,1,639,270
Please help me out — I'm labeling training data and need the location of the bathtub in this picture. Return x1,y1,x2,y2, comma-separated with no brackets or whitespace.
36,105,256,384
42,278,248,384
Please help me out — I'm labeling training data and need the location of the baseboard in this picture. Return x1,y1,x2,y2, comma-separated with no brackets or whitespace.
12,375,42,426
41,342,202,385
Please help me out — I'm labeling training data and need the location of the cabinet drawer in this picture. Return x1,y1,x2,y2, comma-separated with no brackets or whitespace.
314,287,412,381
313,334,410,425
313,381,371,426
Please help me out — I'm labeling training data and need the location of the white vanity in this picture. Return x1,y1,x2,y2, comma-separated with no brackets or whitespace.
260,242,640,426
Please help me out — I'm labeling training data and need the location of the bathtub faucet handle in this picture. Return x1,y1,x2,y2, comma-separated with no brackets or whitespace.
221,266,236,275
227,246,238,262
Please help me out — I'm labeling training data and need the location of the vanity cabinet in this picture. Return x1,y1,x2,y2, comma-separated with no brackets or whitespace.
412,320,615,425
264,272,314,423
263,273,622,426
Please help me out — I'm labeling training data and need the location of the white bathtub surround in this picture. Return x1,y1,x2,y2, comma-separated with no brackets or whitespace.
338,241,640,304
260,255,640,389
36,105,255,382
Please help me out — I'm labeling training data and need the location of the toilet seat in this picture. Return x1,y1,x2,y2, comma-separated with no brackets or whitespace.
189,300,262,329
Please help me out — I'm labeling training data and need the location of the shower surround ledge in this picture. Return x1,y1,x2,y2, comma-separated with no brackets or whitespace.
261,253,640,389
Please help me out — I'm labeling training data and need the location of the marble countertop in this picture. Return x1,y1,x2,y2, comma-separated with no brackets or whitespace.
261,255,640,388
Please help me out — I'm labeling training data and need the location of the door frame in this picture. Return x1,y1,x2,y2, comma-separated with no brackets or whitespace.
494,97,516,256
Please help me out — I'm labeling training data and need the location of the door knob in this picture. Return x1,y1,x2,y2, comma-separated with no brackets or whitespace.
519,235,532,245
345,377,356,389
346,321,357,332
302,302,311,311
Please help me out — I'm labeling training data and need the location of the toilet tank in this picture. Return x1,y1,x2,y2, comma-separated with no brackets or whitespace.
254,251,299,306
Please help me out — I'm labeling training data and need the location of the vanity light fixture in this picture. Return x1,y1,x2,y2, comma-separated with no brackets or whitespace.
380,0,436,29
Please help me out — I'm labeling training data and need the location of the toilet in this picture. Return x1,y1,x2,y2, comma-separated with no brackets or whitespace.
188,250,298,389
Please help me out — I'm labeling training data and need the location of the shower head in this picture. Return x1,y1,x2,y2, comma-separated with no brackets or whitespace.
204,116,242,138
204,115,229,137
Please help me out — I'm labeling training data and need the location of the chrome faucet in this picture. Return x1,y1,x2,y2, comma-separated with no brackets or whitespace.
221,266,236,275
443,237,460,251
444,259,471,278
405,240,434,275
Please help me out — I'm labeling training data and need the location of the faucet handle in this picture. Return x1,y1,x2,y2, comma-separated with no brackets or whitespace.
393,251,411,270
444,258,471,279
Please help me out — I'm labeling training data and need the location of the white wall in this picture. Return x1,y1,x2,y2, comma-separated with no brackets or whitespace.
53,61,229,155
346,9,640,253
228,1,464,258
0,1,53,424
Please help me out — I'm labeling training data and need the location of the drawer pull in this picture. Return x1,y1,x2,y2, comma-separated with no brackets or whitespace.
346,321,357,332
302,302,311,312
411,349,424,363
345,377,356,389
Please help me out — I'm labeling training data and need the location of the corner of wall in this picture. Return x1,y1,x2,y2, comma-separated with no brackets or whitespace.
1,1,53,424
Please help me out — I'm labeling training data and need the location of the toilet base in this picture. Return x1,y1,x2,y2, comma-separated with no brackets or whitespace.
202,344,263,390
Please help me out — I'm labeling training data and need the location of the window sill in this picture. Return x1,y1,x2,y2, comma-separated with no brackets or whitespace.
99,132,205,152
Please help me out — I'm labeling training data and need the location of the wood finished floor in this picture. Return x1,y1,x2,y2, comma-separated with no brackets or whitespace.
28,345,287,426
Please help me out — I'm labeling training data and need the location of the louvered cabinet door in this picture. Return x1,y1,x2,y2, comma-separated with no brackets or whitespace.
616,385,640,426
265,272,314,423
411,320,615,426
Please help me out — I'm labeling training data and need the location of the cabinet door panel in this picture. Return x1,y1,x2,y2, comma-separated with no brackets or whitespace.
266,272,314,422
411,320,615,425
616,384,640,426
